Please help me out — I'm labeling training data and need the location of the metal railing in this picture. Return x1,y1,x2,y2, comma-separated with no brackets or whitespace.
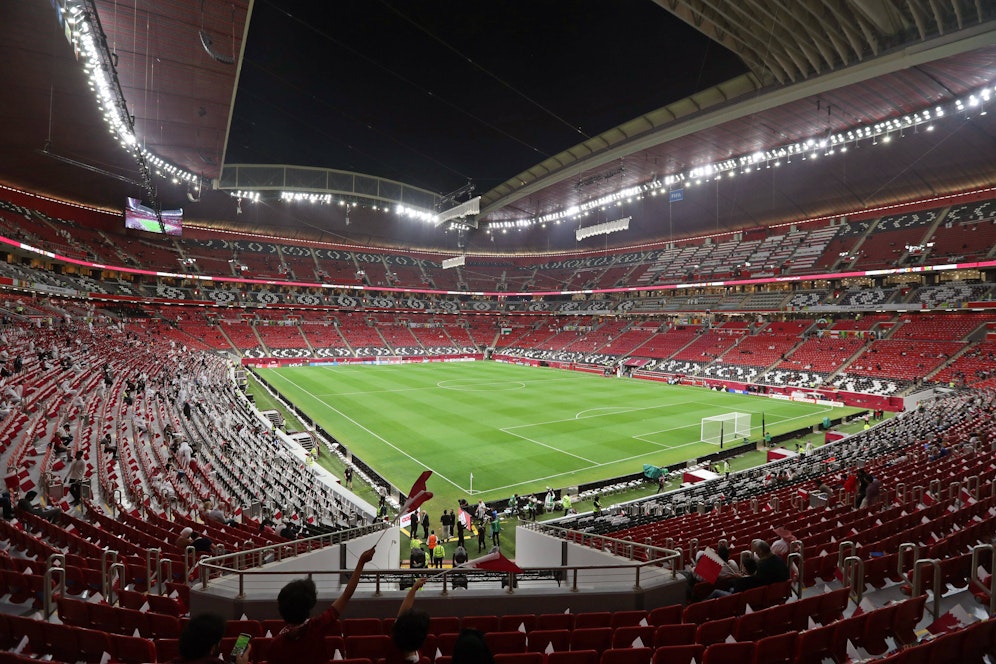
521,521,683,577
196,521,682,599
970,543,995,617
912,558,941,619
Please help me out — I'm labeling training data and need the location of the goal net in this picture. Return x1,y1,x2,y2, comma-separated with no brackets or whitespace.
701,412,751,445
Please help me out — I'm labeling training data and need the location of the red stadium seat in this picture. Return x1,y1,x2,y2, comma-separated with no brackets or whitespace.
485,631,527,655
494,653,544,664
647,605,683,627
526,629,570,654
570,627,613,655
703,642,755,664
499,614,536,633
751,631,796,664
462,615,501,633
611,625,656,649
652,644,705,664
537,613,574,631
547,651,599,664
600,647,653,664
653,624,697,648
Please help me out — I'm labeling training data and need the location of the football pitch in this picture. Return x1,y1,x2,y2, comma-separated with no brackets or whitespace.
255,361,860,504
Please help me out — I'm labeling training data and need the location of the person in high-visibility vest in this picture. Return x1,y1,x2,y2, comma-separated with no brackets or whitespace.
432,541,445,569
561,493,572,516
426,531,437,559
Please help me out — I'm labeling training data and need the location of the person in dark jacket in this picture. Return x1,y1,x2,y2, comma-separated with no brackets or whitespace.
172,613,250,664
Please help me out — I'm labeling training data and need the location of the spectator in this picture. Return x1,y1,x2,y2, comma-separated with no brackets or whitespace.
172,613,251,664
202,500,235,526
452,629,494,664
16,491,60,522
861,474,882,509
490,515,501,548
409,544,427,570
771,527,796,560
1,490,13,520
705,545,734,580
268,547,376,664
192,533,214,555
175,528,195,549
733,541,788,592
387,578,429,664
452,544,469,567
66,450,87,505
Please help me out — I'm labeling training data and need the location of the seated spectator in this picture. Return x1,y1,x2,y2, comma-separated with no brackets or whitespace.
192,533,214,555
712,541,788,596
771,527,796,560
452,629,494,664
1,490,13,520
17,490,60,522
202,500,235,526
176,527,195,549
716,544,740,579
268,546,375,664
173,612,251,664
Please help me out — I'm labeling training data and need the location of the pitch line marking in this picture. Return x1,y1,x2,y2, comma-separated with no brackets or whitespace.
484,405,835,493
498,427,599,465
264,370,467,492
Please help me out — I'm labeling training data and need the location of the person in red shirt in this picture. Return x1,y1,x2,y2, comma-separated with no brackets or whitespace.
268,546,375,664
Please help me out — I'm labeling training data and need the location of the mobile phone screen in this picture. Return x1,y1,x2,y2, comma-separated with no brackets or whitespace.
230,633,252,661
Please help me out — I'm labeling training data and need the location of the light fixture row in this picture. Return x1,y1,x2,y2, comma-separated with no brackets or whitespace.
487,82,995,233
61,1,202,193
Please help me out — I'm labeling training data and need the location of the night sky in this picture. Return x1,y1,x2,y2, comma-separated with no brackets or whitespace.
225,0,747,195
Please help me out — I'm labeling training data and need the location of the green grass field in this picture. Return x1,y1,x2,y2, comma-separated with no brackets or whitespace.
255,361,861,509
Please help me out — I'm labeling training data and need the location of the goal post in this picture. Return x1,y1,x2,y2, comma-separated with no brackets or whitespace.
701,412,752,445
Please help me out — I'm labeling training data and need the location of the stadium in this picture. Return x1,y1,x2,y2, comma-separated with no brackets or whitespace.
1,1,995,663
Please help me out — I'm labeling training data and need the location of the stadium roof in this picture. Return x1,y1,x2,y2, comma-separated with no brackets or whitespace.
0,1,994,254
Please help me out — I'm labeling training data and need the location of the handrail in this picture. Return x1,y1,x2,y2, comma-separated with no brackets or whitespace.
146,548,161,596
107,562,125,606
836,541,856,570
196,522,392,589
197,521,683,595
912,558,941,619
964,475,979,501
842,555,864,604
897,542,919,581
970,544,995,617
101,549,118,599
895,482,906,505
43,553,66,620
159,558,174,596
787,549,804,599
523,521,682,577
